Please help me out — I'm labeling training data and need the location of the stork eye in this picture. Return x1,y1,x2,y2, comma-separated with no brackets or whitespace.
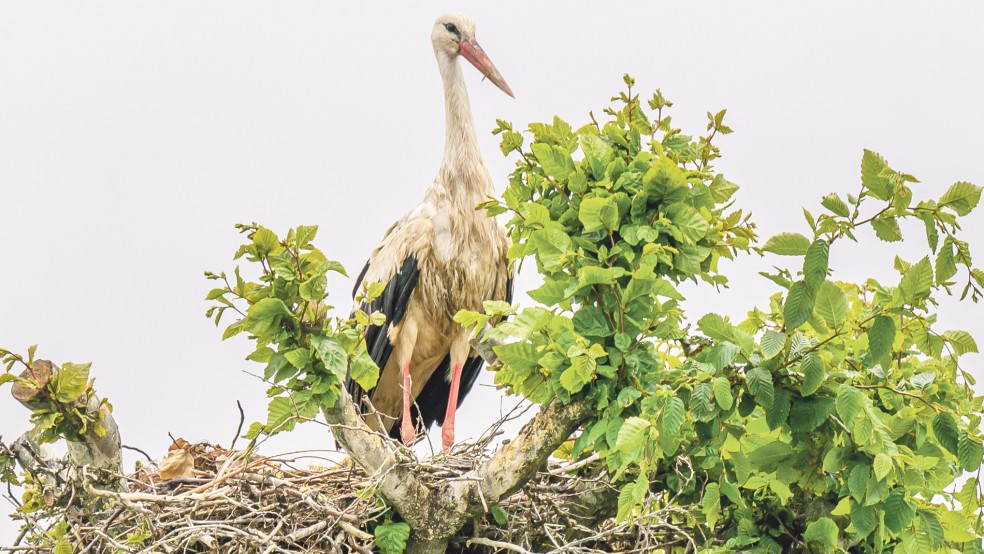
444,23,460,37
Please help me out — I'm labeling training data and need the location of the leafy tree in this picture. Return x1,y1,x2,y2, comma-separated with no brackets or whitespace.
2,76,982,553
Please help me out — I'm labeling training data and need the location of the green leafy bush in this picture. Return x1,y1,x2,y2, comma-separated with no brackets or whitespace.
456,75,984,552
205,223,381,439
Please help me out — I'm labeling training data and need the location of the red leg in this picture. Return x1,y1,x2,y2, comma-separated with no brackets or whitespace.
400,361,415,445
442,363,464,451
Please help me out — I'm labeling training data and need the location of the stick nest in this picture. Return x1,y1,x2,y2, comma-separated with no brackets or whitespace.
3,433,696,553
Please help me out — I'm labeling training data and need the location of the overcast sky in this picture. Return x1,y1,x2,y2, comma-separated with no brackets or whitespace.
2,2,983,542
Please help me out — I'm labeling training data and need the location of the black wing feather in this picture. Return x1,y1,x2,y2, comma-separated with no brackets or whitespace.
346,255,420,419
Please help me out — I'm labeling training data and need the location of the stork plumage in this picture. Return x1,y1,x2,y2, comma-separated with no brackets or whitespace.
346,13,513,451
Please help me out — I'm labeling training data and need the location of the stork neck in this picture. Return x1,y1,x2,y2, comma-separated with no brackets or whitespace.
437,55,488,197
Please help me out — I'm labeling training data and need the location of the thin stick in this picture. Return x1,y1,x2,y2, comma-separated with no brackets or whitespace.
229,400,246,451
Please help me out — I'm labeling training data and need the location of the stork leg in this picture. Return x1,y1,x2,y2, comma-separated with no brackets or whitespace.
400,360,415,445
441,362,464,451
442,337,471,451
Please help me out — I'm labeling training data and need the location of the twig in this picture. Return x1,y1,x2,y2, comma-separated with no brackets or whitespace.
467,537,534,554
229,400,246,451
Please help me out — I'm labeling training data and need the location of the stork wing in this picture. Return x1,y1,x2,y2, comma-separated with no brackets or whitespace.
410,274,513,432
346,255,420,416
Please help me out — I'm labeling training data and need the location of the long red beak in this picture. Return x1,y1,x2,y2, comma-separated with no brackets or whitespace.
458,36,514,98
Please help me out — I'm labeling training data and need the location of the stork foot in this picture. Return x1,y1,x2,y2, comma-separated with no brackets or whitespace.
400,419,415,446
441,424,454,452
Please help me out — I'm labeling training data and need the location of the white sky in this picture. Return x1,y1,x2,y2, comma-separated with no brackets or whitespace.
2,2,982,542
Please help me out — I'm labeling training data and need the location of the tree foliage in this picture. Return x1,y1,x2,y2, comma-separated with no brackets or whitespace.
204,223,382,440
455,75,984,552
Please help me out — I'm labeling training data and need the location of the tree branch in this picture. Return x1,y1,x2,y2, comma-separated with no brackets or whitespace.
469,398,592,505
322,339,594,551
10,360,122,475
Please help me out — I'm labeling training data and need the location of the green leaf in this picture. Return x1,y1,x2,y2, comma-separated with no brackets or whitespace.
759,330,786,360
836,385,864,421
348,348,379,391
713,377,734,410
940,510,977,542
661,397,685,437
861,149,892,200
872,217,903,242
814,281,849,329
294,224,318,248
821,193,851,217
706,342,739,372
802,240,829,289
579,196,619,232
531,143,575,181
283,348,310,369
374,521,411,554
616,481,638,522
763,232,811,256
243,298,295,339
251,226,280,256
53,537,72,554
939,181,982,216
918,511,944,551
868,316,896,362
205,287,226,300
494,342,538,374
957,433,984,472
691,382,715,421
559,356,595,393
884,491,915,533
748,441,793,471
580,133,612,180
576,266,618,289
898,257,933,304
530,226,572,270
851,503,878,538
503,307,556,339
615,416,650,453
702,482,721,528
932,412,960,455
55,362,91,403
489,505,508,526
800,353,825,396
697,313,733,342
873,453,893,481
789,396,840,434
783,281,815,330
943,329,978,356
527,278,568,305
936,241,957,285
665,203,708,244
299,273,327,301
572,306,612,339
848,463,870,501
265,396,295,431
766,388,791,430
746,366,774,408
311,335,347,381
803,517,839,552
823,447,847,473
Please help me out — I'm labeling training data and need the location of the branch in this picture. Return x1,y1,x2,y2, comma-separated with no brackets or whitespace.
470,398,592,505
321,392,458,536
10,360,122,475
322,340,594,549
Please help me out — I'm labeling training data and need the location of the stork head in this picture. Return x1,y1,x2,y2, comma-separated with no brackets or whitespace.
432,13,514,98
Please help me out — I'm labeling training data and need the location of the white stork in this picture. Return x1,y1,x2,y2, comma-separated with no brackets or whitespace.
347,13,513,451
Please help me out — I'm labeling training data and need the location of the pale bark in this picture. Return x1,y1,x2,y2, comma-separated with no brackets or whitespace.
324,380,592,552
